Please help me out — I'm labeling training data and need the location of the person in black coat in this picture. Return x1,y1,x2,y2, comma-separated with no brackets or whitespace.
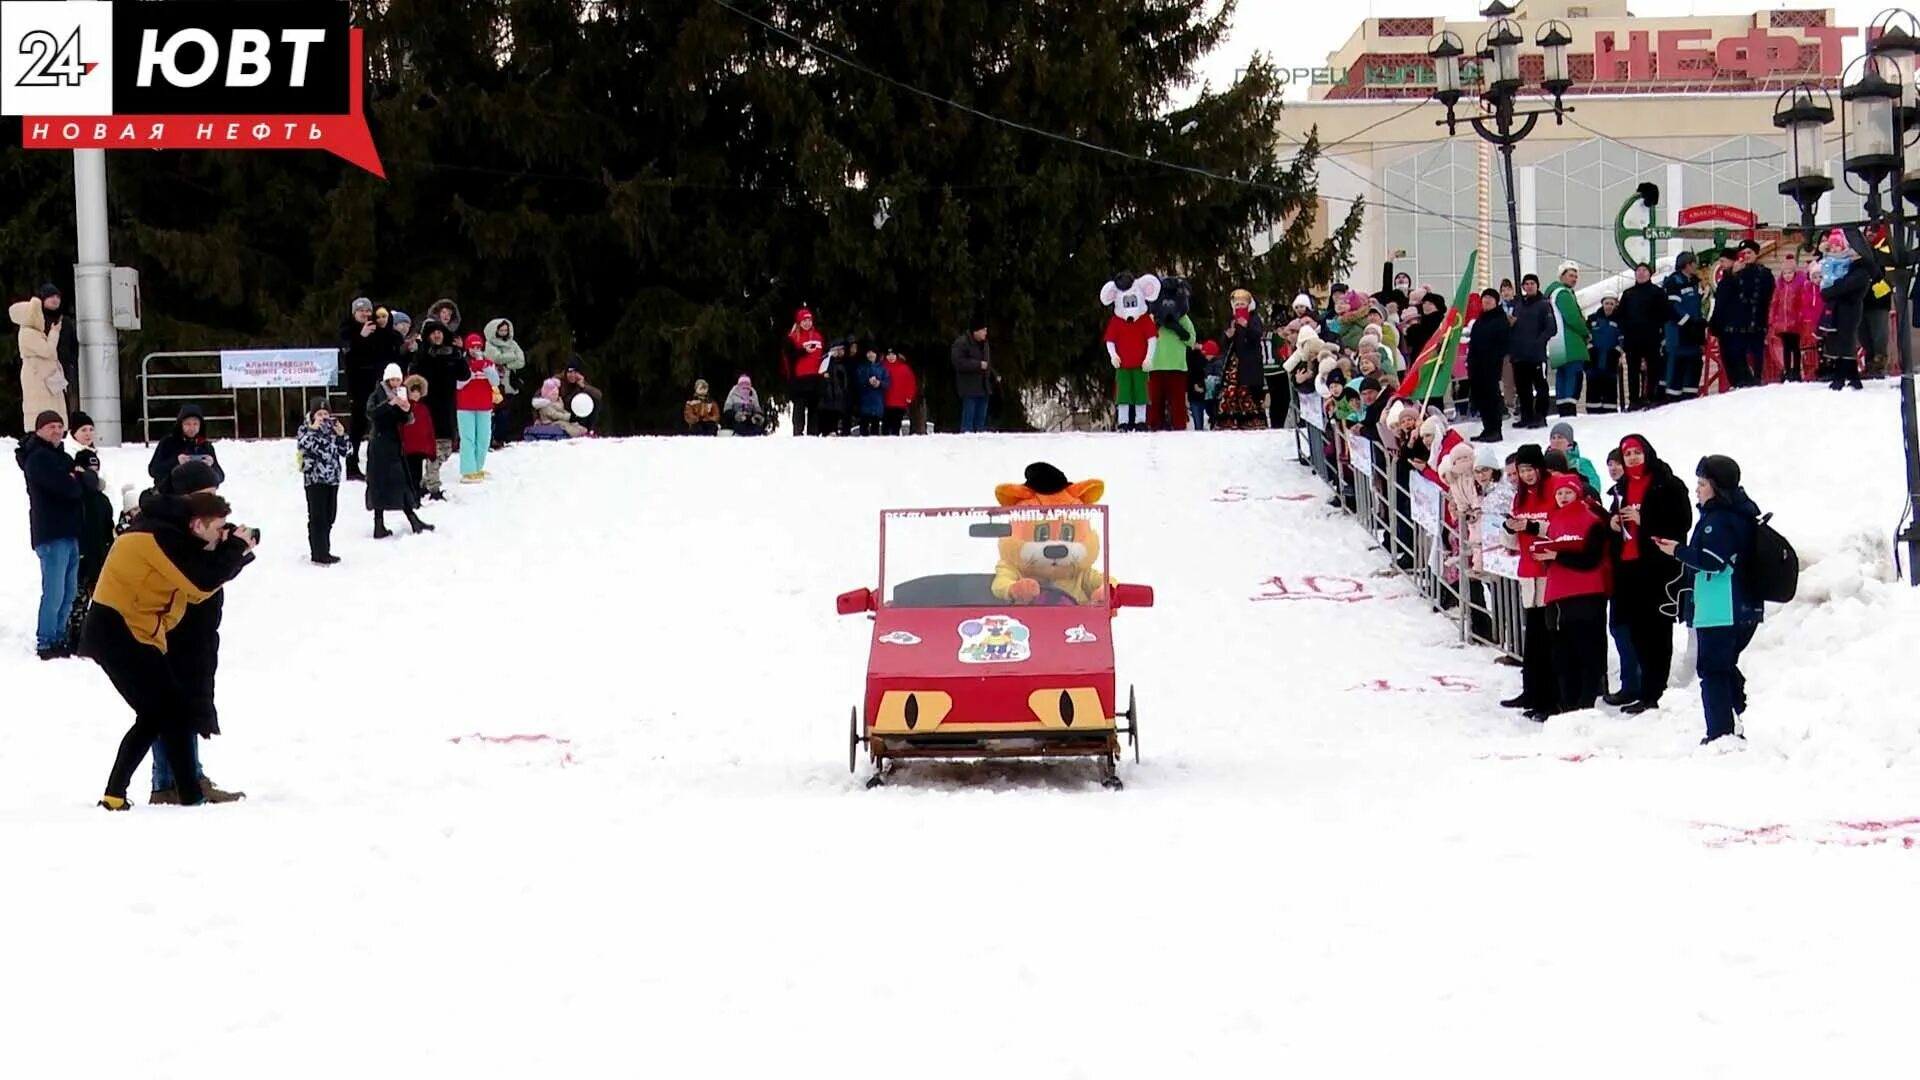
1507,275,1555,429
407,319,463,493
1615,264,1670,409
1603,433,1691,713
1216,291,1268,430
1465,289,1510,442
1819,231,1876,390
17,410,84,658
817,338,855,436
337,298,384,479
1709,240,1774,389
146,404,224,489
364,368,434,537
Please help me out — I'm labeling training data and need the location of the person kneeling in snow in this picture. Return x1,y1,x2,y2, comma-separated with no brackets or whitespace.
724,375,768,436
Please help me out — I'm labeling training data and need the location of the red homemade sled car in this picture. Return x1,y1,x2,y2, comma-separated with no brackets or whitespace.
834,504,1153,789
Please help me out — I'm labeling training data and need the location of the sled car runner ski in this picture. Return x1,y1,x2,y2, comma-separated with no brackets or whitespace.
835,504,1153,789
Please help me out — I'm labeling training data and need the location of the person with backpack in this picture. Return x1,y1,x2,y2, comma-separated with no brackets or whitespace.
1654,454,1777,745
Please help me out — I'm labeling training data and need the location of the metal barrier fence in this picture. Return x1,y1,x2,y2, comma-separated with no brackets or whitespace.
1298,399,1527,662
138,351,353,444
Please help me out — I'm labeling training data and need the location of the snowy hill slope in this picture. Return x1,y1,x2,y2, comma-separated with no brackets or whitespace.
3,403,1919,1079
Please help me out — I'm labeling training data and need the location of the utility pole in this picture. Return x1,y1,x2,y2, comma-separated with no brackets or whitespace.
72,146,121,446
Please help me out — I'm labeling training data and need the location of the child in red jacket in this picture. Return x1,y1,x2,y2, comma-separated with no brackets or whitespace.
399,375,440,499
1533,472,1612,714
455,333,501,482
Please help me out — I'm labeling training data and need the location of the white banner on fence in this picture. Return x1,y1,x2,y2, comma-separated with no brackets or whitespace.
1302,393,1327,431
1408,473,1445,532
219,348,339,389
1479,514,1522,579
1351,434,1373,476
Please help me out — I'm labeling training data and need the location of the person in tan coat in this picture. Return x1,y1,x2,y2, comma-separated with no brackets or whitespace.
11,296,67,430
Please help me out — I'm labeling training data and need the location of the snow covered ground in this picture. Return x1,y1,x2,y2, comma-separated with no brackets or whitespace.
4,384,1919,1078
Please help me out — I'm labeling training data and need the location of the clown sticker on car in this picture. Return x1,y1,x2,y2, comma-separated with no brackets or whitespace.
957,614,1031,664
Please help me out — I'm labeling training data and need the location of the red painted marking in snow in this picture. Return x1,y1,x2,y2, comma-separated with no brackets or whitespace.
1351,675,1482,694
1213,486,1319,503
1253,574,1402,603
1693,818,1920,848
448,733,573,746
1475,751,1605,762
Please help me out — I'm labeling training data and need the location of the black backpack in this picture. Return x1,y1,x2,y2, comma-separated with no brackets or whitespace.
1744,512,1799,604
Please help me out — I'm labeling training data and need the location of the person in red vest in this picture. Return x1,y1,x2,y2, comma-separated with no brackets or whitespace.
1532,472,1612,715
1500,444,1556,721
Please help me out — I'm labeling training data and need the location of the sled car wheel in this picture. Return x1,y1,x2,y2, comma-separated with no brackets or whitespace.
1118,685,1141,764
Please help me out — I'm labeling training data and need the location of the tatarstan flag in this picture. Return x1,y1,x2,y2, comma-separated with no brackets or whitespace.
1396,249,1477,401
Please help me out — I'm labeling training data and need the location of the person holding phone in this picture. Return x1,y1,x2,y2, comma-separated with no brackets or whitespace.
1653,455,1763,744
145,404,225,489
297,400,353,564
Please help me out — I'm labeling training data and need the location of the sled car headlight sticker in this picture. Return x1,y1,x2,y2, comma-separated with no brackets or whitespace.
872,691,952,734
878,630,921,646
1026,688,1109,730
1064,624,1097,644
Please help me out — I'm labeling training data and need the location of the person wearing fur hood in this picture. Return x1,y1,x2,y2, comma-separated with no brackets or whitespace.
483,317,526,395
10,292,67,430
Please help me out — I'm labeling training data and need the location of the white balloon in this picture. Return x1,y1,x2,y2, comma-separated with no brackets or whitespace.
571,393,595,418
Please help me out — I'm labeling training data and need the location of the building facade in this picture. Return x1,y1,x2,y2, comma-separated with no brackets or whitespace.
1279,2,1868,292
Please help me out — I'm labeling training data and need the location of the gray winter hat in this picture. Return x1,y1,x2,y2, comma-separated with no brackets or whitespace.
1550,421,1575,444
351,297,373,313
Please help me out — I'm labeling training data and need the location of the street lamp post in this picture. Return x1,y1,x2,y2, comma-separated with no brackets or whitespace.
1429,3,1576,288
1778,7,1920,585
1868,12,1920,586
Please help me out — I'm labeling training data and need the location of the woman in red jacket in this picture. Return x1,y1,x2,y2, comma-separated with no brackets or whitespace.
785,308,827,436
1534,472,1612,714
880,347,918,435
1501,444,1556,719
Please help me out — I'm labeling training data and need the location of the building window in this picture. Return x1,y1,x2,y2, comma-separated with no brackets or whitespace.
1567,6,1589,16
1383,140,1481,291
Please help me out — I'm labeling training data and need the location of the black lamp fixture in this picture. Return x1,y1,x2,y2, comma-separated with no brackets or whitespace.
1773,84,1835,240
1426,0,1579,289
1537,21,1574,113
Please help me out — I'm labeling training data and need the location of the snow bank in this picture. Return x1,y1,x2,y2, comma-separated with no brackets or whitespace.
1465,382,1920,772
2,413,1917,1078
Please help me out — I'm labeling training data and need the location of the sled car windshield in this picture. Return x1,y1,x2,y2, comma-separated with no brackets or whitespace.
881,505,1111,610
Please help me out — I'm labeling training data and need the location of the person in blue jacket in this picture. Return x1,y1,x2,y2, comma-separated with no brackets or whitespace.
855,348,891,436
1654,454,1763,745
1662,253,1705,402
1585,295,1622,413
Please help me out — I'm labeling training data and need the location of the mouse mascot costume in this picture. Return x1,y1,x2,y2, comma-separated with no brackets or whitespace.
1100,273,1160,432
1145,276,1196,431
